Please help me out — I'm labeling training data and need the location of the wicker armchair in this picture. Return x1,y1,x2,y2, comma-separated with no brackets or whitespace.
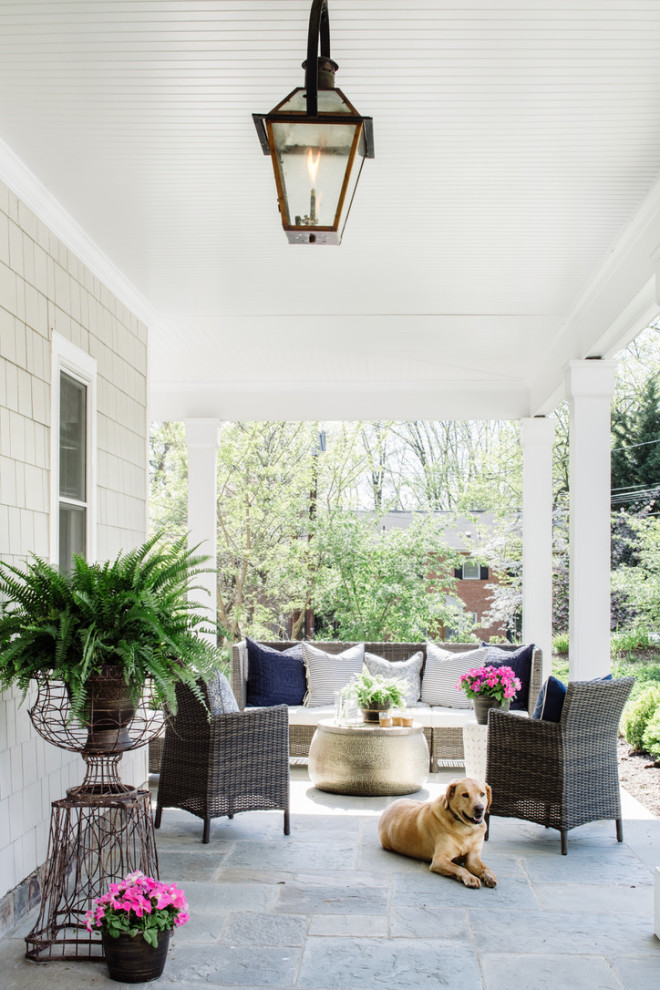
485,677,634,854
154,679,290,843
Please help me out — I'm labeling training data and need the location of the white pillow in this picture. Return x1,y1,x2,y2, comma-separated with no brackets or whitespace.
363,651,424,707
302,642,365,707
420,644,488,708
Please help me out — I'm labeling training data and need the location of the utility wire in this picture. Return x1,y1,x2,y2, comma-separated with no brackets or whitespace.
611,436,660,452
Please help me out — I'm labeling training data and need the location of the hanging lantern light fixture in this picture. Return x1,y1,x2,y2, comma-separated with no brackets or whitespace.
253,0,374,245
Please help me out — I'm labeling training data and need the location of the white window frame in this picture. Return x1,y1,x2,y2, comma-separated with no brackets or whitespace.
461,560,481,580
50,333,97,565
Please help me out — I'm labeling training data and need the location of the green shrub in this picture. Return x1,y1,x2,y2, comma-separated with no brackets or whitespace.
552,632,569,656
612,625,656,657
642,710,660,760
623,686,660,751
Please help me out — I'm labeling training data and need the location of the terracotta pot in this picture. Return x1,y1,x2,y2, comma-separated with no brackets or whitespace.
102,929,170,983
472,695,510,726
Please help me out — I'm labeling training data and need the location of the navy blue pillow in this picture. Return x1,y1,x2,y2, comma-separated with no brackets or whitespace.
532,672,613,722
532,675,567,721
246,638,306,706
482,643,535,711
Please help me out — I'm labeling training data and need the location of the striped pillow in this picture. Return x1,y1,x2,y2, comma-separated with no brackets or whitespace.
420,644,488,708
302,643,365,707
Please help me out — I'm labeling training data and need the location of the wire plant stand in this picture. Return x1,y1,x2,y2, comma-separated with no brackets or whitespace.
24,671,165,962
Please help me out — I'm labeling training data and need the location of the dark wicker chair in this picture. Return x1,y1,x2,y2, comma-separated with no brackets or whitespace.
485,677,634,854
154,679,290,843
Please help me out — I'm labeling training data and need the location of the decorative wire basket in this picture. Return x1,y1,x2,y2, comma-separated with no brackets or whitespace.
28,669,166,797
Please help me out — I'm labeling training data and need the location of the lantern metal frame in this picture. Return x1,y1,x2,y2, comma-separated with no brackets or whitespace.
253,0,374,244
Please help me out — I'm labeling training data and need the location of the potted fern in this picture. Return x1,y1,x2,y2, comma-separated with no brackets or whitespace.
0,533,220,752
350,671,407,723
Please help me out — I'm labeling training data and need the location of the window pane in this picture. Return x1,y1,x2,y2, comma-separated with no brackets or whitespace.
59,504,86,572
60,373,86,500
462,561,480,580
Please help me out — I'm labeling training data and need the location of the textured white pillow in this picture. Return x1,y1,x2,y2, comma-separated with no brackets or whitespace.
302,642,365,707
420,644,488,708
363,651,424,707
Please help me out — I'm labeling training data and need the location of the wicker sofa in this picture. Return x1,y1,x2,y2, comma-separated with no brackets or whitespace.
231,640,543,769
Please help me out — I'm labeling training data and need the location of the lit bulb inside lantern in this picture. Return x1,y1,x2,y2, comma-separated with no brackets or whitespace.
306,148,321,223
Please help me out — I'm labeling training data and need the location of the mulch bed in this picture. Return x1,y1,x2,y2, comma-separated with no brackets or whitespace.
617,737,660,818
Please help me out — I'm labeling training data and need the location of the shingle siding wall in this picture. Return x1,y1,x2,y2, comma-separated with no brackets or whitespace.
0,178,149,921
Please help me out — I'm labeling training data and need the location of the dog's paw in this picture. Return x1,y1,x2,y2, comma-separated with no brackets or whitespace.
481,871,497,888
461,874,481,888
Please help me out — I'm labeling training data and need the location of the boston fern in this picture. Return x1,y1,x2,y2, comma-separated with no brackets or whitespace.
0,533,221,718
351,672,407,709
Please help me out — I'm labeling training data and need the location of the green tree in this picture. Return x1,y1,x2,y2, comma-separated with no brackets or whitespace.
311,511,464,641
611,377,660,511
612,514,660,629
149,422,188,540
215,421,315,643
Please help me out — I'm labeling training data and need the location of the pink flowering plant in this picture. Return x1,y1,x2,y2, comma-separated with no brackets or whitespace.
456,665,521,704
85,871,189,947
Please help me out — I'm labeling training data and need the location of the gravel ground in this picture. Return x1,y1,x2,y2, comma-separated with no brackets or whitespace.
618,737,660,818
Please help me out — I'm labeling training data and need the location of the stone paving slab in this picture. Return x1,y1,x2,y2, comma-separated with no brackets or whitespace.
220,911,309,946
469,906,659,956
611,953,660,990
224,837,360,873
296,935,483,989
169,913,226,945
183,880,280,914
162,942,301,986
157,850,228,882
517,846,654,886
387,904,471,939
274,881,389,916
533,881,654,915
390,871,538,910
217,866,389,888
480,952,624,990
308,914,388,937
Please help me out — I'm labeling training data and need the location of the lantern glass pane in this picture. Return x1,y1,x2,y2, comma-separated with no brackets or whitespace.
271,120,360,228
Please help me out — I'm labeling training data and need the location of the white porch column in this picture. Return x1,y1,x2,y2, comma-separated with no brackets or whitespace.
184,418,221,644
521,416,556,681
565,360,616,680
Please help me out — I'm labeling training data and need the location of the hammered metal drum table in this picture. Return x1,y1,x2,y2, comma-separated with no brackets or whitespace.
308,720,429,796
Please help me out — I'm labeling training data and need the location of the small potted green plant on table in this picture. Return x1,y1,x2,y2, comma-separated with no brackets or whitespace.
351,671,407,723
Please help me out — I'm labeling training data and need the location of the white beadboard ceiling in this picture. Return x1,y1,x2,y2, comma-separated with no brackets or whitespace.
1,0,660,420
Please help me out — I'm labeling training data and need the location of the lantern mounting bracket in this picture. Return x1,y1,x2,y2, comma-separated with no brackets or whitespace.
305,0,331,117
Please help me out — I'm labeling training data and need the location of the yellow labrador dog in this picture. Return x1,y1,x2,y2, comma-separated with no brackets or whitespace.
378,778,496,888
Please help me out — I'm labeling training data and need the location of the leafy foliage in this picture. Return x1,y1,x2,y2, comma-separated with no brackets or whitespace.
611,377,660,512
311,511,463,641
612,515,660,632
85,871,188,946
350,672,407,709
0,533,221,716
642,709,660,759
622,685,660,751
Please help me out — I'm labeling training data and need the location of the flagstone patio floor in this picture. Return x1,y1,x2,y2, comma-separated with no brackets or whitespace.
1,766,660,989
